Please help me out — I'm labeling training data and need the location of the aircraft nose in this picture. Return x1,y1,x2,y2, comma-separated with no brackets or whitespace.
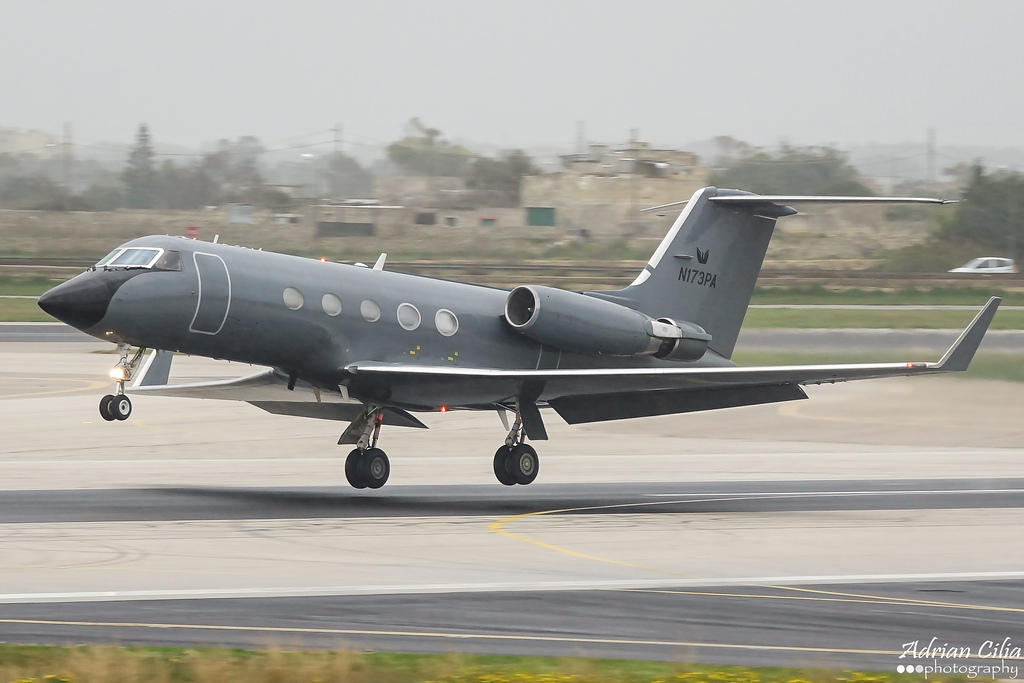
38,272,118,330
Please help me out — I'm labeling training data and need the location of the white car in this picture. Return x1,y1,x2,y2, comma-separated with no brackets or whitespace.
948,257,1018,274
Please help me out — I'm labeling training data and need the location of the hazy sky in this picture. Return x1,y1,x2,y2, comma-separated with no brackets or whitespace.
2,1,1021,154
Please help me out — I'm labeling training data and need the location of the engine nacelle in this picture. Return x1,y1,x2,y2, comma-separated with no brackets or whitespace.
651,318,712,362
503,286,710,360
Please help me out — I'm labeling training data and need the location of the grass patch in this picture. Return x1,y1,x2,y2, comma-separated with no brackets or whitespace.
0,277,65,297
750,286,1024,306
732,351,1024,382
742,308,1024,330
0,298,54,322
0,644,974,683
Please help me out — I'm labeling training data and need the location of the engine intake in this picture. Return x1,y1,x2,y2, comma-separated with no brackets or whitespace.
504,286,710,361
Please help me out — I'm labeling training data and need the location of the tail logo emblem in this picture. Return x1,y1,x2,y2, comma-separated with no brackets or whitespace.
696,247,710,265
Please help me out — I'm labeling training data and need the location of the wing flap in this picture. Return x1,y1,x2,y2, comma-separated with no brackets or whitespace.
550,384,808,424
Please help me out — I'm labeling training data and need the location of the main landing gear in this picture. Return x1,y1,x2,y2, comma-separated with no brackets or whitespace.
338,403,542,490
342,406,390,489
492,409,539,486
99,344,145,422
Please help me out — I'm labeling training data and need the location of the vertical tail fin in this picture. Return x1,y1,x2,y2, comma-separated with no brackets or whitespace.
594,187,794,359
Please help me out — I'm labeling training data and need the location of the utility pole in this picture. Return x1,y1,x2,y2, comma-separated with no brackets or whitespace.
62,122,73,203
927,127,936,185
331,122,342,199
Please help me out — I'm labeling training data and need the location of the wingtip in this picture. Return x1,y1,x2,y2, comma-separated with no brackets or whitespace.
933,296,1001,372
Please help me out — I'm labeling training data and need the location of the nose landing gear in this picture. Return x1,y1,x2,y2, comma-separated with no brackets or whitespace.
99,344,145,422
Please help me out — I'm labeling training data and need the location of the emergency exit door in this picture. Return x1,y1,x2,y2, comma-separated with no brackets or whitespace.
189,252,231,335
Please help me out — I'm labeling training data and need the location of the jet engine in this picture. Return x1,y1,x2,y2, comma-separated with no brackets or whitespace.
503,285,710,361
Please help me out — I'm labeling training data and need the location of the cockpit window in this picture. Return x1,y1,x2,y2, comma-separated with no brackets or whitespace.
94,246,183,272
95,248,124,267
109,248,162,267
154,250,182,271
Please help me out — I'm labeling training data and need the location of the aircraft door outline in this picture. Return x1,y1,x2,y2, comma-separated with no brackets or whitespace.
189,252,231,335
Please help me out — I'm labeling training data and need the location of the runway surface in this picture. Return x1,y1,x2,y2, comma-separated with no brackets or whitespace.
2,340,1024,670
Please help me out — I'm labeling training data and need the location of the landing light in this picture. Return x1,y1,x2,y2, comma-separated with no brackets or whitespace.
109,367,128,381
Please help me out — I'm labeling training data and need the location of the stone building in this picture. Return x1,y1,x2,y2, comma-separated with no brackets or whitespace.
520,142,708,236
318,141,708,239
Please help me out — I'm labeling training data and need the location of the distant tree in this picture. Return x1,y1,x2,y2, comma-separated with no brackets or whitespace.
942,161,976,186
80,182,125,211
941,165,1024,252
155,159,217,210
121,124,157,208
711,135,755,167
0,154,22,179
0,174,62,209
464,149,537,206
386,118,472,176
710,144,873,196
200,136,265,204
319,151,374,198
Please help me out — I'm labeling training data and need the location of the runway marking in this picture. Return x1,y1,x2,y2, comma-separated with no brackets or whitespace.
1,450,1021,465
0,616,1002,661
1,378,108,399
6,572,1024,605
776,385,1023,430
645,488,1024,498
489,493,1024,616
624,588,1024,614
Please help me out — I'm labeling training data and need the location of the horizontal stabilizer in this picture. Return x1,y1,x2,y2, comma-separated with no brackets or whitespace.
642,194,954,214
709,195,956,206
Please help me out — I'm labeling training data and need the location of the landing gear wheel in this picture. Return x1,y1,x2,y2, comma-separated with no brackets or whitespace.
345,449,367,489
493,446,516,486
99,394,117,421
509,444,539,485
359,448,390,489
112,395,132,421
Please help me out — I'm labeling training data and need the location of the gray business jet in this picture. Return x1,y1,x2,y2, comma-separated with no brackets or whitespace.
38,187,1000,489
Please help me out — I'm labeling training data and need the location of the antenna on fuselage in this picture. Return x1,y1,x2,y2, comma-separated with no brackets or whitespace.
213,235,220,244
372,253,387,271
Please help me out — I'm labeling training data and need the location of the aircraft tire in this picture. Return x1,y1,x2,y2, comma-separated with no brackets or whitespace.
345,449,367,489
99,395,117,422
112,395,132,421
510,444,539,485
360,448,390,489
493,446,516,486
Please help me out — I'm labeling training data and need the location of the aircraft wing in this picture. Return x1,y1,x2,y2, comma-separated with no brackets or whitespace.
127,365,427,428
344,297,1000,423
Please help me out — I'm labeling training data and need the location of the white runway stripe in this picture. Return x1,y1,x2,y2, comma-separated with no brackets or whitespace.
4,571,1024,604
